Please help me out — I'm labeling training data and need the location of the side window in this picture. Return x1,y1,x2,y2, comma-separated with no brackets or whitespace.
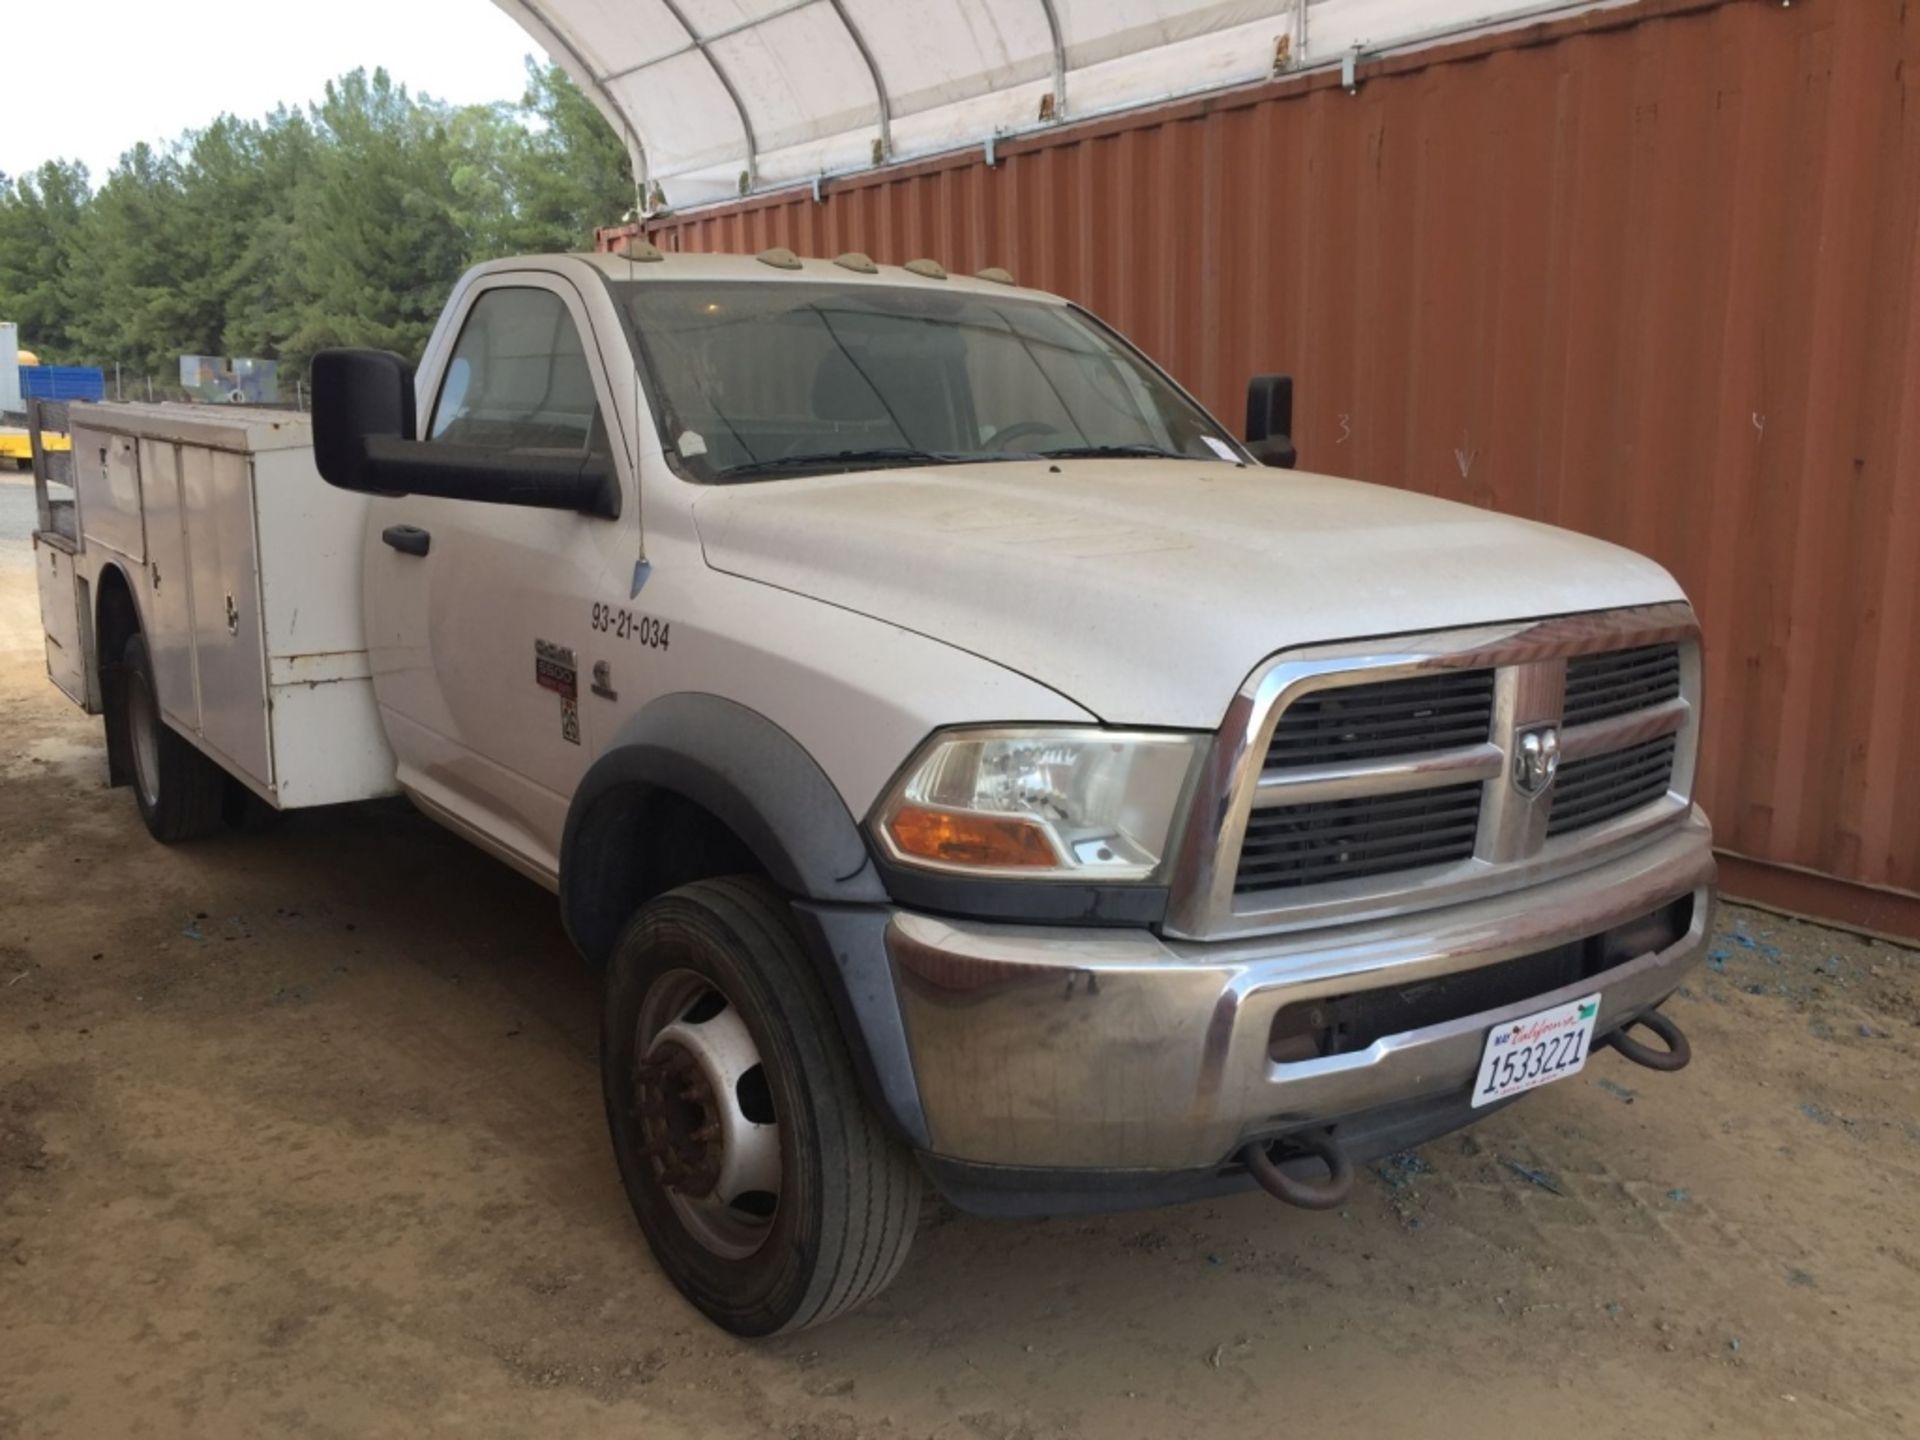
429,287,609,456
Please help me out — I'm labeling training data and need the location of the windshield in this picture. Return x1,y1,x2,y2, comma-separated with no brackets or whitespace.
612,280,1243,481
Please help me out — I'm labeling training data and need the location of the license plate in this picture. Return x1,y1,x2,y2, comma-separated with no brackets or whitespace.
1471,993,1601,1108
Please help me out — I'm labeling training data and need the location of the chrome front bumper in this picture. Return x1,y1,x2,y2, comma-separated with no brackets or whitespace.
885,809,1715,1172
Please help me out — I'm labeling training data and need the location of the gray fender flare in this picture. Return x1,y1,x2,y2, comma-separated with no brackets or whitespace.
560,693,926,1146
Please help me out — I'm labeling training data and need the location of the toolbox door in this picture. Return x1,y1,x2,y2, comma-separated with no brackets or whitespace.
73,428,145,561
28,403,93,710
137,440,199,724
180,445,271,787
33,535,89,706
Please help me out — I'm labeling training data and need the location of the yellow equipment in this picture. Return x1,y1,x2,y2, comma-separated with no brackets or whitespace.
0,428,69,466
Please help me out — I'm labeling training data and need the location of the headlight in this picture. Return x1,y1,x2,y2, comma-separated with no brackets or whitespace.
872,729,1207,882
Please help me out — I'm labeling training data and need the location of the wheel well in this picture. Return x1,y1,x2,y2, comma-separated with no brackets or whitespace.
95,564,139,671
94,566,141,788
562,783,763,966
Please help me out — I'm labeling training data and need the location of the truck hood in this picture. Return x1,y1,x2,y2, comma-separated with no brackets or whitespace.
691,461,1686,729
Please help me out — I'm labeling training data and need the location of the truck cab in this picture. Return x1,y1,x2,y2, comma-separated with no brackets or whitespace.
37,248,1713,1336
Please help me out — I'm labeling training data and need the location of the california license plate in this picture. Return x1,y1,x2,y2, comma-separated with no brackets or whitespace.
1471,993,1601,1108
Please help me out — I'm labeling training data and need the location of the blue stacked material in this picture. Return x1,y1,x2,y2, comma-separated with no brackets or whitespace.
21,366,106,402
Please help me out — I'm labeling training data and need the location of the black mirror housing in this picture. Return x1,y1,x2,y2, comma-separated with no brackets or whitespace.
1245,373,1297,469
309,347,619,520
312,348,416,493
362,438,621,520
1246,434,1297,469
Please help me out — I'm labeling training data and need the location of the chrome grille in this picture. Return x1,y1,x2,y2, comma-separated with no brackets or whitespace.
1236,783,1483,893
1564,644,1681,726
1169,604,1703,942
1549,735,1678,836
1264,670,1496,768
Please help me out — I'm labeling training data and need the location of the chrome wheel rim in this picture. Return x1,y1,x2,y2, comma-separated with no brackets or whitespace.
128,674,161,811
634,969,781,1260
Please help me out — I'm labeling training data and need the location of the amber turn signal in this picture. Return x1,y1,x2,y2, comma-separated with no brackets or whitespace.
887,805,1059,869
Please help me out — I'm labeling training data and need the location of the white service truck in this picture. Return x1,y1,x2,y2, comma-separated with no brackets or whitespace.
30,247,1713,1334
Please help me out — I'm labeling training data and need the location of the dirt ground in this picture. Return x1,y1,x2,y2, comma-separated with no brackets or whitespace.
2,484,1916,1438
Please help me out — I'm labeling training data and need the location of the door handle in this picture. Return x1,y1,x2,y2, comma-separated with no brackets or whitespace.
382,524,431,557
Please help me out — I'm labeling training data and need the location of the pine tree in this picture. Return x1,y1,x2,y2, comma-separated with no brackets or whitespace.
63,143,207,379
0,161,90,359
0,59,635,383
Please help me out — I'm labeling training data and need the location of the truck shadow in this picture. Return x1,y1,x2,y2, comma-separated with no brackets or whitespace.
154,796,1371,1333
216,795,603,1045
170,792,1293,1344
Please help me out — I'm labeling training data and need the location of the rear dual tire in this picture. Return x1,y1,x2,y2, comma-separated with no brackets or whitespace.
601,876,921,1336
113,632,227,843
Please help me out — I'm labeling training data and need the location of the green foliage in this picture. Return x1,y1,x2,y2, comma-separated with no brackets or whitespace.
63,143,209,376
0,63,632,382
0,160,89,357
282,70,476,364
506,59,637,255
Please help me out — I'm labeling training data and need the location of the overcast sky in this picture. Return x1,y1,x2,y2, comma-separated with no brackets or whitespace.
5,1,549,184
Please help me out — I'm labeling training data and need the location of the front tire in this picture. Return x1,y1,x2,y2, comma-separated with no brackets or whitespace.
601,877,921,1336
115,632,227,842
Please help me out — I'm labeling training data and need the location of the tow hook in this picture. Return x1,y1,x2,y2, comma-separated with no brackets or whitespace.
1241,1128,1353,1210
1603,1008,1691,1072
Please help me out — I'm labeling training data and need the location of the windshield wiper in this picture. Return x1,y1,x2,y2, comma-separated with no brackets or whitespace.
716,446,981,479
1027,443,1192,461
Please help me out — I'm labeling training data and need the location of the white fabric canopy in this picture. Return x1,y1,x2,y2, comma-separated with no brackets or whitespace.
495,0,1621,211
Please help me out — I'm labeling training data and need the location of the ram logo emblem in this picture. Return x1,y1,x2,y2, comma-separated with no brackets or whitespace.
1513,725,1561,797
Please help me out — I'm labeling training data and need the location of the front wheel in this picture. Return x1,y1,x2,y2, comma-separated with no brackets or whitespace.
601,877,921,1335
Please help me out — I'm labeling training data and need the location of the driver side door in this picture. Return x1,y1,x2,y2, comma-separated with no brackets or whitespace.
364,273,635,884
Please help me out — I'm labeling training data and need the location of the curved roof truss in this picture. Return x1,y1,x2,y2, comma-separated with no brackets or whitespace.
495,1,1624,212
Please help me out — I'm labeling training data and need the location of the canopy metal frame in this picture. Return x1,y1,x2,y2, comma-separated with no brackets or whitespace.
496,1,1615,212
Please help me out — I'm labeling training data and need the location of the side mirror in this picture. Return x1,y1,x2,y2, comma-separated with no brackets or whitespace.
312,348,415,494
1245,373,1297,469
310,346,620,520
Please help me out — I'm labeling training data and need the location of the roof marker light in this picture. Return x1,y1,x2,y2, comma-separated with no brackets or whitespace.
834,252,879,274
975,266,1017,286
756,246,804,270
903,258,948,280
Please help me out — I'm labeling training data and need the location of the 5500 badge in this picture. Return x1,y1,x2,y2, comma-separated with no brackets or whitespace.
591,603,670,650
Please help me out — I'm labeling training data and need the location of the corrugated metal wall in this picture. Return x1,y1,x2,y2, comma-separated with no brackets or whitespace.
613,0,1920,935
